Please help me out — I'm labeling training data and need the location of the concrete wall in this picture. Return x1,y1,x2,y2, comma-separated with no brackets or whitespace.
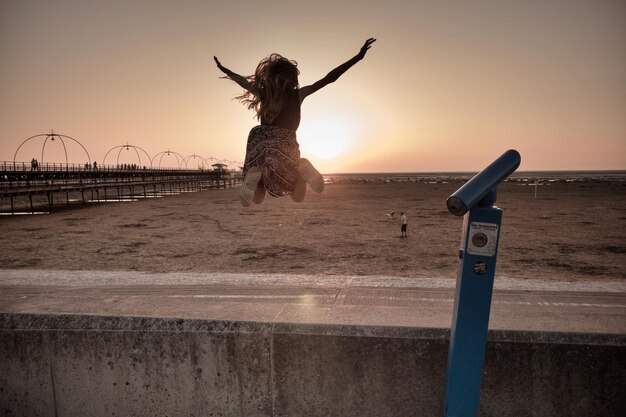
1,313,624,417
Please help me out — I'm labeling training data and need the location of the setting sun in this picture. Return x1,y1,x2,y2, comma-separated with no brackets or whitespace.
297,117,353,160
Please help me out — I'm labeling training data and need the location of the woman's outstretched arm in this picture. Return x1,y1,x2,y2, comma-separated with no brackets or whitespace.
214,56,259,95
299,38,376,102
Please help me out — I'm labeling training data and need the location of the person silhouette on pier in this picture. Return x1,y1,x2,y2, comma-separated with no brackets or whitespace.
215,38,376,206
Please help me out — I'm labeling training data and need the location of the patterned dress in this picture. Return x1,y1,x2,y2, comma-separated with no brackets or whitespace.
243,125,301,197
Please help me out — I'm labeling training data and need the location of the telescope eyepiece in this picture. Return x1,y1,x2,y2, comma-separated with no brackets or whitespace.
446,196,468,217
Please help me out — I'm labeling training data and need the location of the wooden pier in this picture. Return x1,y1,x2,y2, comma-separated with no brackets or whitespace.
0,162,241,214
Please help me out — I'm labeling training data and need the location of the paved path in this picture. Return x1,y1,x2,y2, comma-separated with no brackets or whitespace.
1,269,624,342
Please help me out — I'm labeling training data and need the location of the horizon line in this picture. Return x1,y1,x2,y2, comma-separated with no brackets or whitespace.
323,169,626,175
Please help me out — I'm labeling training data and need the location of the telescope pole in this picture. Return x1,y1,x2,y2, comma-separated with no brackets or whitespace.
442,203,503,417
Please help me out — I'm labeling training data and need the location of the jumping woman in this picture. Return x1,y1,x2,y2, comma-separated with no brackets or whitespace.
215,38,376,206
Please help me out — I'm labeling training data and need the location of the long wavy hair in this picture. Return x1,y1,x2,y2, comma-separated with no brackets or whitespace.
231,54,300,123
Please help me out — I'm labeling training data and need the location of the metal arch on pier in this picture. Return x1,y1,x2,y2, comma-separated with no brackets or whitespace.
183,154,209,170
223,159,235,170
103,144,152,168
229,160,244,171
153,150,184,169
226,160,244,172
42,134,68,165
13,131,91,165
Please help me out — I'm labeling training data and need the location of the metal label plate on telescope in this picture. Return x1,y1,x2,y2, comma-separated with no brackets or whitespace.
467,222,499,257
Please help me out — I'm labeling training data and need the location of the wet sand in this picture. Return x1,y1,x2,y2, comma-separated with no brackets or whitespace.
1,179,625,282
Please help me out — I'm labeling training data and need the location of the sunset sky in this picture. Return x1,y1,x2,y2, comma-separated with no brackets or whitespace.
0,0,624,172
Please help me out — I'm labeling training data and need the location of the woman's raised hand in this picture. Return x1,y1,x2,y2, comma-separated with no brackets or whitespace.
357,38,376,60
214,56,227,73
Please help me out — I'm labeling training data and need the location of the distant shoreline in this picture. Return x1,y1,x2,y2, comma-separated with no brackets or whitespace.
324,170,626,177
322,171,626,184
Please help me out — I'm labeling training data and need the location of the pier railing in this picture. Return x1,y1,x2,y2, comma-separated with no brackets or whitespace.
1,161,234,173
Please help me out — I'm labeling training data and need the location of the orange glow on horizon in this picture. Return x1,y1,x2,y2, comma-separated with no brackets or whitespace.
298,117,353,161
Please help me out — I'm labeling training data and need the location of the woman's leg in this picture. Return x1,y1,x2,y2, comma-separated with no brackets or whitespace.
290,178,307,202
291,178,306,203
253,183,267,204
298,158,324,193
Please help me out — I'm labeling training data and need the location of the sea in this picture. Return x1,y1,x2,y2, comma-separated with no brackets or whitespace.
323,171,626,185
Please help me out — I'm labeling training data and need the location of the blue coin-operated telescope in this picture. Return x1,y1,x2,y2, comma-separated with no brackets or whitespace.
442,149,521,417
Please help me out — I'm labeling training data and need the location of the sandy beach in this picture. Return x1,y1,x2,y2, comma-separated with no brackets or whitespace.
1,177,625,282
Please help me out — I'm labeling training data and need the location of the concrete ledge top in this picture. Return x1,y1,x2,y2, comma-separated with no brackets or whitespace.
2,268,625,292
1,269,625,347
1,312,624,347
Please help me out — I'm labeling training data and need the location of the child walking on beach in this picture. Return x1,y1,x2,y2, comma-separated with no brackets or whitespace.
214,38,376,206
